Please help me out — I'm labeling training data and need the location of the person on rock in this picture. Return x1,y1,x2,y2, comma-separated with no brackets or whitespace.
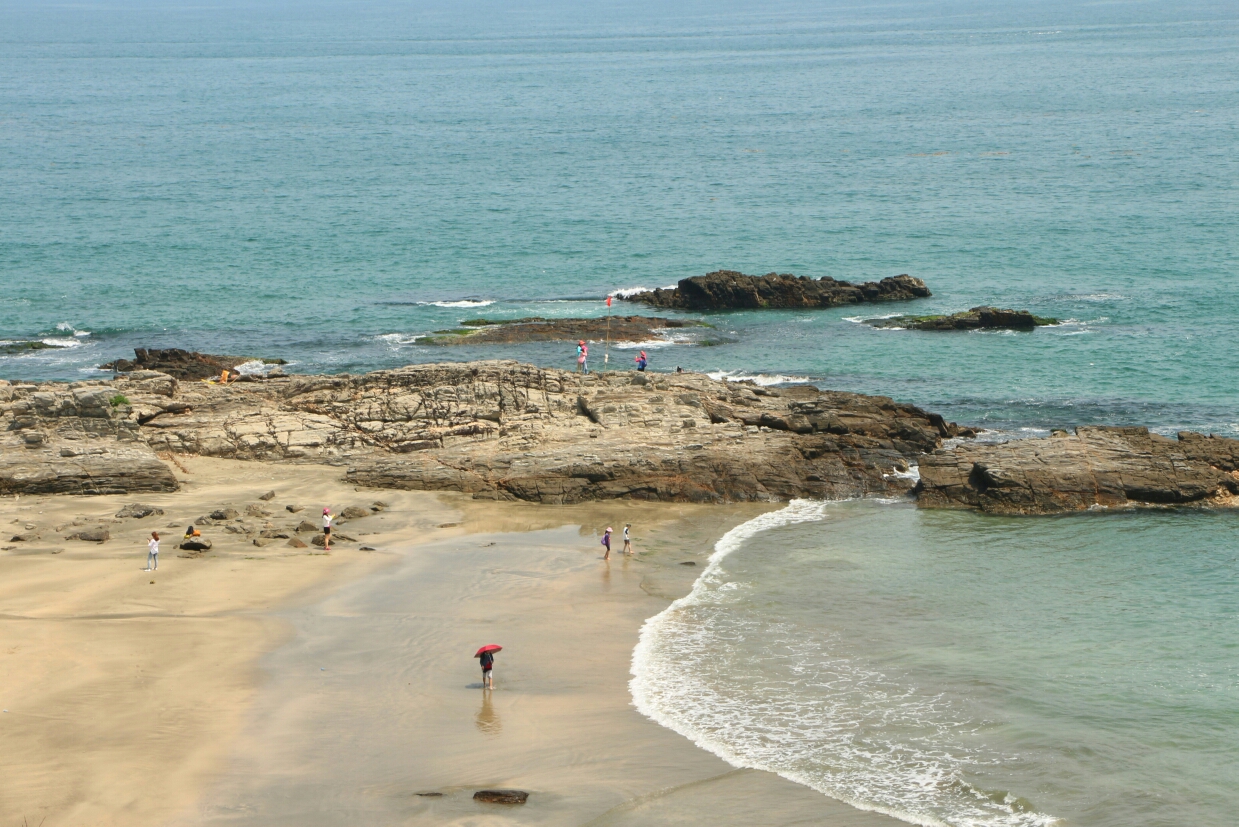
635,351,648,372
577,340,589,374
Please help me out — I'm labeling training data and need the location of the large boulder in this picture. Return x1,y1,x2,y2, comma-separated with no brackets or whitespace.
916,427,1239,514
0,439,178,496
623,271,930,310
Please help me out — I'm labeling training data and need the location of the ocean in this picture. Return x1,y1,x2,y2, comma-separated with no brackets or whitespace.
4,1,1238,824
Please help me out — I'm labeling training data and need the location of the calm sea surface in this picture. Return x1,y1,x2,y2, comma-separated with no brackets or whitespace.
4,2,1238,825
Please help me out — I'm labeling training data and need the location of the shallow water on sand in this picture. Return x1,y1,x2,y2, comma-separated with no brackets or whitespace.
633,499,1239,827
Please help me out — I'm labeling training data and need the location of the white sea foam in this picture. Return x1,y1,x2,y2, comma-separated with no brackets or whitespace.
631,501,1060,827
844,312,905,324
609,285,677,299
707,369,811,386
40,337,81,349
232,359,276,376
419,299,495,308
612,338,676,350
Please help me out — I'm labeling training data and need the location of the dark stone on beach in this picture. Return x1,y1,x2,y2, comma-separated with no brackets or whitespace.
916,426,1239,514
416,792,443,797
68,527,110,543
209,508,240,521
259,529,290,539
10,533,39,542
679,561,697,566
286,537,308,548
296,520,319,533
100,348,286,381
340,506,370,520
623,271,930,311
286,504,303,513
473,790,528,805
866,306,1058,331
370,501,388,511
359,545,376,551
115,503,164,519
180,538,212,551
258,490,276,501
252,537,273,547
245,504,271,517
311,532,354,547
421,316,709,346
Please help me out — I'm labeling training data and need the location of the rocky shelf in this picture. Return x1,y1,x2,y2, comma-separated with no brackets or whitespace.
621,270,930,311
866,306,1058,331
4,359,1238,515
419,316,717,346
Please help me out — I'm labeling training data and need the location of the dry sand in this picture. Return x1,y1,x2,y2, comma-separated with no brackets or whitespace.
2,458,901,826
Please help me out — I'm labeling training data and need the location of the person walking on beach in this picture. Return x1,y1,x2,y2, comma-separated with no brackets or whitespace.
623,523,632,555
322,507,334,550
634,351,648,372
480,649,496,689
145,531,159,571
577,340,589,374
602,526,613,560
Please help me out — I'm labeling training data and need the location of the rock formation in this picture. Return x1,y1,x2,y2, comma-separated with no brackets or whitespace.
1,361,963,503
623,271,930,310
419,316,713,346
916,427,1239,514
100,348,285,381
866,306,1058,331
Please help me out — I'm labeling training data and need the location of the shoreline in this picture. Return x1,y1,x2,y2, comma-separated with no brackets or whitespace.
176,492,907,826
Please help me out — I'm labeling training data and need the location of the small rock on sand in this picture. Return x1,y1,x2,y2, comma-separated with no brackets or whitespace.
311,533,353,547
209,508,240,521
340,506,369,520
286,537,308,548
296,520,318,533
371,501,388,512
115,503,165,519
286,504,303,513
180,538,212,552
67,527,110,543
473,790,528,805
679,561,697,566
245,504,271,517
258,490,276,501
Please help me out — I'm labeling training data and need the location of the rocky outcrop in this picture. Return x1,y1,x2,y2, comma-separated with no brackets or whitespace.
866,307,1058,331
623,271,930,310
421,316,712,345
100,348,285,381
2,361,963,503
916,427,1239,514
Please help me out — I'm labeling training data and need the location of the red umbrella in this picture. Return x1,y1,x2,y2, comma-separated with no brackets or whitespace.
474,644,502,658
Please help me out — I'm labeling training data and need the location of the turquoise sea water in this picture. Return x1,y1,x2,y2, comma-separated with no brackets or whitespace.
4,2,1238,825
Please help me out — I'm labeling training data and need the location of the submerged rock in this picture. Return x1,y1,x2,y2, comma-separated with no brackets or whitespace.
420,316,712,346
917,427,1239,514
100,348,285,381
473,790,528,804
866,306,1058,331
623,271,930,310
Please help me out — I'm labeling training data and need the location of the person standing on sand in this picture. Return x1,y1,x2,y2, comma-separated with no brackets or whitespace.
480,649,495,689
145,531,159,571
623,523,632,555
602,526,613,560
577,340,589,374
635,351,647,372
322,507,334,550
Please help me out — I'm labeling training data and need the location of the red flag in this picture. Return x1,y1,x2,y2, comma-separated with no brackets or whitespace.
606,296,612,307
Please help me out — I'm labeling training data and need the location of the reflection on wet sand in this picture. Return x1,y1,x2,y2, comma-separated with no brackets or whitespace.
475,691,501,736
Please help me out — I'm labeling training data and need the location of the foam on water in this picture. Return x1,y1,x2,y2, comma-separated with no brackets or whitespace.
631,502,1060,827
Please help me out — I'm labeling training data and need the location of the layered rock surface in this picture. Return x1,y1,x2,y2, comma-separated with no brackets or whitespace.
1,362,963,503
917,427,1239,514
100,348,285,381
866,306,1058,331
624,271,930,310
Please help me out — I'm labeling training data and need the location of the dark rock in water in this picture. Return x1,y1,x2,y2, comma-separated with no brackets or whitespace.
917,426,1239,514
473,790,528,804
115,503,164,519
866,306,1058,331
416,792,443,797
180,538,212,551
100,348,286,381
679,561,697,566
623,271,930,311
339,505,370,520
421,316,711,346
258,490,276,501
68,527,110,543
0,340,66,355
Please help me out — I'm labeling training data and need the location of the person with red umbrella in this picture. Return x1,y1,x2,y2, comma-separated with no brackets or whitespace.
475,644,501,689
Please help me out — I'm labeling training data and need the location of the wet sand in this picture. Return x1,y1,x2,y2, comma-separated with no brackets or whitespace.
3,458,903,826
179,498,904,826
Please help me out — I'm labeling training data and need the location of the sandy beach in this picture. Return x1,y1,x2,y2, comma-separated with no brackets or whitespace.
2,458,900,826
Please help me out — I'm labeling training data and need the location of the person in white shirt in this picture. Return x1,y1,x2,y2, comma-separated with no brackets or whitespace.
623,524,633,555
145,531,160,571
322,508,334,550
